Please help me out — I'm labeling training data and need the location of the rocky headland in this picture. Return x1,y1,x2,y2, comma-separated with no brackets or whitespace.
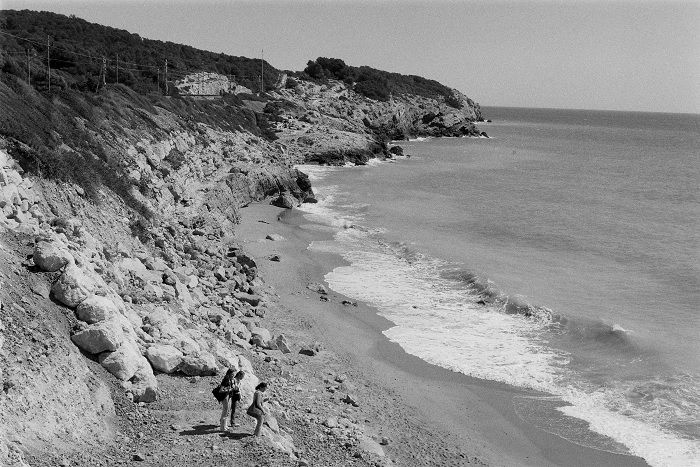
268,78,486,166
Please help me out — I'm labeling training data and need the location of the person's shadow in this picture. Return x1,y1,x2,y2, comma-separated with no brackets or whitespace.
220,432,252,440
179,424,219,436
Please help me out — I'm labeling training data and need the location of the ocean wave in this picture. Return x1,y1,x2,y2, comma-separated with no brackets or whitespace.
297,158,700,466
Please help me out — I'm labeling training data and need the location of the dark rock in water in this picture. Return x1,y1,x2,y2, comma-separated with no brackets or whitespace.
480,131,489,138
295,169,312,192
269,254,281,262
476,300,487,306
389,146,404,156
303,195,318,203
307,283,328,295
271,192,297,209
487,119,492,122
133,453,145,462
319,295,329,302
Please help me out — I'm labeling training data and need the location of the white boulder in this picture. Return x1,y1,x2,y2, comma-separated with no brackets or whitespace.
76,295,118,324
99,339,144,381
146,344,183,373
178,351,218,376
70,319,124,354
51,263,97,308
127,363,158,402
33,241,73,272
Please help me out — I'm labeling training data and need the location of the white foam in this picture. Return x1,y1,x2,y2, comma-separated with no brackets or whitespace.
560,393,700,466
298,159,700,466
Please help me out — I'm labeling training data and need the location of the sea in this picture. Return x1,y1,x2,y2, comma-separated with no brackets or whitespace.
295,106,700,467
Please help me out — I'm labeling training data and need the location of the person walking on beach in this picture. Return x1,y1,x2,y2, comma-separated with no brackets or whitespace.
228,371,245,428
247,382,268,436
217,369,237,432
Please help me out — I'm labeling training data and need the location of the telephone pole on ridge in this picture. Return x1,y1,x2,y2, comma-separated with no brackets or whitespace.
46,35,50,91
165,59,168,95
26,49,31,86
102,57,106,86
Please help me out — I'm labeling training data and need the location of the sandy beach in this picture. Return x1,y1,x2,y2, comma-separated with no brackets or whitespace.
236,202,650,467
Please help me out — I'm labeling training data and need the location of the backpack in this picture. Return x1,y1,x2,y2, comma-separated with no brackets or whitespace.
212,385,227,402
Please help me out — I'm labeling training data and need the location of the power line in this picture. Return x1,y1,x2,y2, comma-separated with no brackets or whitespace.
1,29,264,95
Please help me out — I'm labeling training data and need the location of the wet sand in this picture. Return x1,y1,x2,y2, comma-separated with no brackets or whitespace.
237,202,649,467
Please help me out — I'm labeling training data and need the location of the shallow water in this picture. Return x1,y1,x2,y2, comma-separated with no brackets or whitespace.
296,107,700,466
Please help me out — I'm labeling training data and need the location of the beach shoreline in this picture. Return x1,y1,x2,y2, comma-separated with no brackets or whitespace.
237,201,649,467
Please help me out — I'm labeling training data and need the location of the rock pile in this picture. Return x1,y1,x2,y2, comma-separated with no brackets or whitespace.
0,150,45,234
26,210,285,407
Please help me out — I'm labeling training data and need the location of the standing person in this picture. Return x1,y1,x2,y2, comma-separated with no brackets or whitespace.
229,371,245,428
218,369,236,432
247,382,268,436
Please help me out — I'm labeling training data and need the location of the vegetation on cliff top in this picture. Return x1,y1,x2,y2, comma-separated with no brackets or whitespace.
302,57,463,108
0,9,281,93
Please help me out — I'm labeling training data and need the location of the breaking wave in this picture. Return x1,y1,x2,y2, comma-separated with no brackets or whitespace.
295,164,700,466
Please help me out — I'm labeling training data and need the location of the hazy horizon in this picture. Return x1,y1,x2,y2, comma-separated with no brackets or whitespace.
2,0,698,114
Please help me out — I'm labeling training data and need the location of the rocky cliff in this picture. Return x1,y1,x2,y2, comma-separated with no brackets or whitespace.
0,16,486,465
268,79,485,165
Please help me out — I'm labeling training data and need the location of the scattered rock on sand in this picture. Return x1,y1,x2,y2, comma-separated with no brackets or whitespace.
274,334,291,354
358,434,385,457
265,234,286,241
299,342,321,356
341,394,360,407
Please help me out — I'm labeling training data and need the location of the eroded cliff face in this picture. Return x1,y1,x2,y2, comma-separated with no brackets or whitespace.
0,83,309,464
0,70,484,463
269,79,484,165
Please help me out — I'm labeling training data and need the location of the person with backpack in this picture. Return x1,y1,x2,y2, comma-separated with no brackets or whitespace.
215,369,243,432
228,371,245,428
247,382,268,436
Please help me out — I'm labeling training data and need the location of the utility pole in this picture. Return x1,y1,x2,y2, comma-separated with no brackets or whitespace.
26,49,30,86
46,35,50,91
116,53,119,84
164,59,168,95
260,49,264,94
157,68,160,92
102,57,107,86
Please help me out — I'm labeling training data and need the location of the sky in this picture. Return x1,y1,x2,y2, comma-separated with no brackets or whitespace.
2,0,699,113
